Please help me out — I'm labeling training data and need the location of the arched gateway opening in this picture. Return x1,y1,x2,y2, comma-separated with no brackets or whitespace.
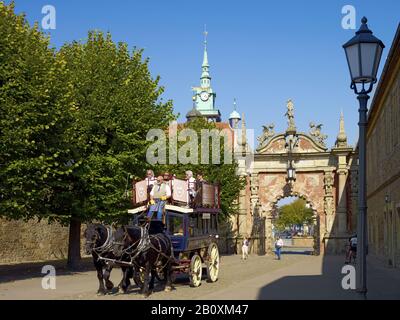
272,195,319,255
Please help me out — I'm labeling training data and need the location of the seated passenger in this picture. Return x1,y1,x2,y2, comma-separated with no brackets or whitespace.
163,171,173,193
145,169,156,193
185,170,196,206
147,175,171,225
196,172,205,189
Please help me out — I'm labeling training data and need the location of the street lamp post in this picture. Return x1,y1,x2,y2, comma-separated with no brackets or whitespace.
343,17,385,294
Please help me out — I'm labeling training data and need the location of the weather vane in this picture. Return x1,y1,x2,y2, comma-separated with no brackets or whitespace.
203,24,208,46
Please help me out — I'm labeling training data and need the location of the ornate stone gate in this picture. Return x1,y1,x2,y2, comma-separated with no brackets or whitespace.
235,100,358,255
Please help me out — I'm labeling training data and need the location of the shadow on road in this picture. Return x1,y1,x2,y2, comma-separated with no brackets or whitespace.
257,255,359,299
0,257,95,284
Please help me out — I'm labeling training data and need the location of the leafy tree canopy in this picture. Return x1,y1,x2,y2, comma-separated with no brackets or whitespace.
0,1,176,224
274,198,314,231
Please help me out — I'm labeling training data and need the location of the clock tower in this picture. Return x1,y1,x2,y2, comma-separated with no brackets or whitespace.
190,29,221,122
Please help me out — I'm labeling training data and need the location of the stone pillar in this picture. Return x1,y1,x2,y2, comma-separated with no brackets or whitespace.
336,168,348,234
324,171,335,236
238,174,248,235
264,212,273,254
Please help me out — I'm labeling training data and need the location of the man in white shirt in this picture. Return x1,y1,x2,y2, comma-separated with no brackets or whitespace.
275,236,284,260
186,170,196,206
147,175,171,223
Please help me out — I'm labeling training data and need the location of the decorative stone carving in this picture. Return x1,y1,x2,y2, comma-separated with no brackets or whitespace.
350,169,358,196
324,196,334,216
250,173,260,215
309,122,327,147
257,123,275,150
324,172,334,196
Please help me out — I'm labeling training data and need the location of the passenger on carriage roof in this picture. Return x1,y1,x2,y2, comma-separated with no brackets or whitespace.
195,172,205,193
186,170,196,192
185,170,196,205
148,175,171,223
163,171,174,187
145,169,156,192
196,172,204,183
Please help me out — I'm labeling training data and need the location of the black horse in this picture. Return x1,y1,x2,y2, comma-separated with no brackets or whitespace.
84,223,133,295
112,224,174,297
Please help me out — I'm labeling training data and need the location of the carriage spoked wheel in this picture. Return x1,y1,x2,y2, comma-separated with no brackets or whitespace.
206,243,220,282
189,254,202,287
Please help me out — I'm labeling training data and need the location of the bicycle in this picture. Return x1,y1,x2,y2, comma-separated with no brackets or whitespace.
344,244,357,265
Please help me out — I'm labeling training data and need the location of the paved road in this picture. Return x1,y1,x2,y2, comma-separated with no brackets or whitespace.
1,253,399,300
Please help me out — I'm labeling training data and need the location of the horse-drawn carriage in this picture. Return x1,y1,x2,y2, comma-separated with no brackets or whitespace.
127,176,221,287
84,175,221,297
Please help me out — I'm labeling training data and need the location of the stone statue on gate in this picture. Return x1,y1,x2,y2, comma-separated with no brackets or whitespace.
285,99,296,131
309,122,327,147
257,123,275,150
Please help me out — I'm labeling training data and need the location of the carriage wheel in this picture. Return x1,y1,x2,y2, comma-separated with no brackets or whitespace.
189,254,202,287
206,243,220,282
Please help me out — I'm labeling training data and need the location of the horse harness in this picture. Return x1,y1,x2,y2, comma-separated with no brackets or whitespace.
88,226,115,257
124,226,174,271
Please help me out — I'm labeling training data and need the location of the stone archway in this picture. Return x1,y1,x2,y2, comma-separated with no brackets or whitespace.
235,100,358,255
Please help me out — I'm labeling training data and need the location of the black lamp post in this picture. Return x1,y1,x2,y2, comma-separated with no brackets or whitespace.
343,17,385,294
286,160,296,185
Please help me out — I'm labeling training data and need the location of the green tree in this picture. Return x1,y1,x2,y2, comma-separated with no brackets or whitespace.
0,3,175,268
0,3,73,222
275,198,314,231
56,31,175,267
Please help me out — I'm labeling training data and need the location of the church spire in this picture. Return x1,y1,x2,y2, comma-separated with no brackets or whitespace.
241,113,247,147
202,25,209,67
189,27,221,122
201,25,211,87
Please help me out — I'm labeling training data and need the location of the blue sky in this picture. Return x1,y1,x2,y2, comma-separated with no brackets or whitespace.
11,0,400,147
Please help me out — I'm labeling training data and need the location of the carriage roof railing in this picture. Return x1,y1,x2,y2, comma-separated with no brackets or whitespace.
130,177,221,210
127,204,221,216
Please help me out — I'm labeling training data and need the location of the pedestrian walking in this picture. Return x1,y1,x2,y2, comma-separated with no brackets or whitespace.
242,236,249,260
275,236,283,260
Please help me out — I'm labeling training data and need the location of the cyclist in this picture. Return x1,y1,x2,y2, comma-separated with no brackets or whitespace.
345,234,357,264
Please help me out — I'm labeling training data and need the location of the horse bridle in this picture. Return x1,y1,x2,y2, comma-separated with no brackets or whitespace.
87,226,114,255
119,226,151,259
